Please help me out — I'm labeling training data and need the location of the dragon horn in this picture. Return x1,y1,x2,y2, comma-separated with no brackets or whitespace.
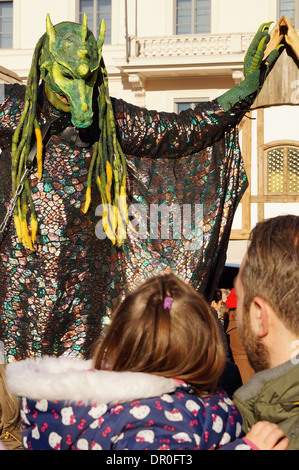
97,18,106,57
82,12,88,44
46,13,56,52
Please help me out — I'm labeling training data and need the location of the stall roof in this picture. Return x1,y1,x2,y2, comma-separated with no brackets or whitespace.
0,65,22,84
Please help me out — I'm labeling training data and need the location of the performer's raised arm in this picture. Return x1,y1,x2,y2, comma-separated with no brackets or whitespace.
112,23,282,160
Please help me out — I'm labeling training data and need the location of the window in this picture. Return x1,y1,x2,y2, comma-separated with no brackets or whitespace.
176,0,211,35
0,1,13,49
279,0,298,27
79,0,111,44
265,144,299,195
175,99,209,113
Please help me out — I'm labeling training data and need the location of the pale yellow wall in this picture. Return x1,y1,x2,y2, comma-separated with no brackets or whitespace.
6,0,283,53
212,0,278,33
13,0,76,49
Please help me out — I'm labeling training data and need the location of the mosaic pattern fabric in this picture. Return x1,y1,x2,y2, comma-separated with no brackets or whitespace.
0,84,249,361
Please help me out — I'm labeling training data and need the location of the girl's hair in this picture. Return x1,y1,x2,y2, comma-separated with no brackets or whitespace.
92,273,226,395
0,365,20,433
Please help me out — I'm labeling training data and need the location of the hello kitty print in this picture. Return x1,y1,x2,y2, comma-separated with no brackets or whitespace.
20,385,253,450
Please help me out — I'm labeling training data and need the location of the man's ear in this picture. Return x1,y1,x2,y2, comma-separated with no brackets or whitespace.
251,296,269,338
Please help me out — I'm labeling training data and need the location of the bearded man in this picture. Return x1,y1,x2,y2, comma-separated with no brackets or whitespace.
233,215,299,450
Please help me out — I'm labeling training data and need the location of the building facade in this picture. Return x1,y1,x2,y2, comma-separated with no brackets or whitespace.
0,0,298,267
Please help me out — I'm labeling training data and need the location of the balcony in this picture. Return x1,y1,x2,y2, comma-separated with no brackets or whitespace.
136,32,254,59
112,32,256,81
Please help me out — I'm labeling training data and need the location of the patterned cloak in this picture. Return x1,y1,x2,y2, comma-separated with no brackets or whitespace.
0,83,249,361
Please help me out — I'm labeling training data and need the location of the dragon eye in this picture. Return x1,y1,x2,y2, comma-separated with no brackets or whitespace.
61,71,74,80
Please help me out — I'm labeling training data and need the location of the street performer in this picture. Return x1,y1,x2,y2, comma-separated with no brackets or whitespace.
0,16,281,360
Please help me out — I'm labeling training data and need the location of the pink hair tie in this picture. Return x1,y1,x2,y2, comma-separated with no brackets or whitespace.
163,297,173,309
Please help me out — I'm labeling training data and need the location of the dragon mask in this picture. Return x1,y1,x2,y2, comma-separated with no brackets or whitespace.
40,14,105,128
11,14,127,250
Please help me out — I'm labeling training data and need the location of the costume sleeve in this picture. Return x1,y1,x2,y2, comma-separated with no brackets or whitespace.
112,97,251,159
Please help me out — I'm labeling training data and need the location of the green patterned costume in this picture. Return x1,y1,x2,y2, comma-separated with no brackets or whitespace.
0,19,280,360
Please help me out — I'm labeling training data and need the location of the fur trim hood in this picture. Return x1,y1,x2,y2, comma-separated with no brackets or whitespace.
6,356,177,405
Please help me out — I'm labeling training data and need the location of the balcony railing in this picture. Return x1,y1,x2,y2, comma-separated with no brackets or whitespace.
133,32,255,59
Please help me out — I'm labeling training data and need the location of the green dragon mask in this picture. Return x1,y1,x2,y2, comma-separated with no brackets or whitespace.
40,14,105,128
11,14,127,251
